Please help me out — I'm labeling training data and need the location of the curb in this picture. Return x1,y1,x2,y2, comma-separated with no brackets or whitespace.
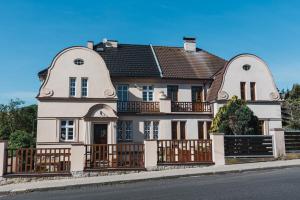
1,164,300,196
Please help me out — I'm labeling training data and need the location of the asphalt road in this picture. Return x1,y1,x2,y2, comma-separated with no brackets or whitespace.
2,167,300,200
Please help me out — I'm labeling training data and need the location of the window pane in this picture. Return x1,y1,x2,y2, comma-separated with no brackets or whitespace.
153,121,159,140
61,121,66,126
117,121,123,141
68,120,74,126
144,121,151,140
125,121,132,140
69,78,76,97
60,128,66,140
68,128,74,140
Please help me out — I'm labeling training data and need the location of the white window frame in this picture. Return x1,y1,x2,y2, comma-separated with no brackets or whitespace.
143,121,159,140
81,78,88,97
125,121,133,141
117,121,133,142
60,120,75,142
144,121,151,140
69,77,76,97
142,85,153,101
117,85,129,101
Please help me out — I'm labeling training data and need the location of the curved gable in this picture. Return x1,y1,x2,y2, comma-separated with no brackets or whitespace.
217,54,280,101
38,47,116,99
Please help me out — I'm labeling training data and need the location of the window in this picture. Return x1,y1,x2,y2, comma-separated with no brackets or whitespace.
167,85,178,102
60,120,74,141
240,82,246,100
171,121,186,140
117,85,128,101
142,86,153,101
69,78,76,97
153,121,159,140
144,121,151,140
143,121,159,140
242,64,251,71
117,121,123,141
117,121,133,141
125,121,133,141
250,82,256,101
192,86,203,102
74,58,84,65
81,78,88,97
198,121,204,139
259,120,265,135
207,121,212,139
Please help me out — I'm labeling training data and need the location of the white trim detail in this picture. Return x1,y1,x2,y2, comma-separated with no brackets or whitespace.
150,44,163,77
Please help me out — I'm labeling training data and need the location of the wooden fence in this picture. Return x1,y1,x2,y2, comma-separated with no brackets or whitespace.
224,135,273,157
285,131,300,153
157,140,213,164
5,148,71,175
84,144,145,170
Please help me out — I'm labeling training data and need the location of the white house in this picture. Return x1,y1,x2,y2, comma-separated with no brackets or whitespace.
36,37,282,148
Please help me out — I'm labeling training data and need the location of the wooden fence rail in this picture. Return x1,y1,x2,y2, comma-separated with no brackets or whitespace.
285,131,300,153
5,148,71,175
157,140,213,164
84,144,145,170
224,135,273,157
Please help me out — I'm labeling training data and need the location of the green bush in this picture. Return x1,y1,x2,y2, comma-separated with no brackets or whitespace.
8,130,35,149
210,96,259,135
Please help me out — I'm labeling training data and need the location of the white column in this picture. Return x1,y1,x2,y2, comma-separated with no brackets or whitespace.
0,141,8,177
144,140,157,170
211,133,225,165
159,98,171,113
269,128,286,158
70,144,85,172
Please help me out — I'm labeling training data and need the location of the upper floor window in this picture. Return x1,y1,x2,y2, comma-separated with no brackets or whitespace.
74,58,84,65
69,78,76,97
143,86,153,101
240,82,246,100
117,85,128,101
192,86,203,102
167,85,178,102
250,82,256,101
60,120,75,141
81,78,88,97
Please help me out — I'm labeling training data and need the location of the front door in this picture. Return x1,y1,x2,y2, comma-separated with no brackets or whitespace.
93,124,107,144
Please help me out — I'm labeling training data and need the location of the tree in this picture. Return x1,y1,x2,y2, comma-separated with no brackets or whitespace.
210,96,259,135
8,130,35,149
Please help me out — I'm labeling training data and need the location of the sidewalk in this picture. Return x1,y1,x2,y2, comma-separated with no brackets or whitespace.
1,159,300,194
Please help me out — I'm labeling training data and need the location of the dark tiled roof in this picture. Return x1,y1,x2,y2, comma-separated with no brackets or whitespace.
207,67,226,102
153,46,227,79
94,43,161,77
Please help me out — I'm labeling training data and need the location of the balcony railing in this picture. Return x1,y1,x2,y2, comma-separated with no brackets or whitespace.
117,101,160,113
171,102,212,112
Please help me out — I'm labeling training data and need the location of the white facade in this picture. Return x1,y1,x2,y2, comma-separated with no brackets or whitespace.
36,43,282,147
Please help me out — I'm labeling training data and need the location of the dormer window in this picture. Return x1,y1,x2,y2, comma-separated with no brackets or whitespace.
74,58,84,65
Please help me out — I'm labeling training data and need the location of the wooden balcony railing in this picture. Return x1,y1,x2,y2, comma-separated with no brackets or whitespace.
117,101,160,113
171,102,212,112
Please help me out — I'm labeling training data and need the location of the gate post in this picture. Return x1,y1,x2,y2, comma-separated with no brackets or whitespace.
211,133,225,165
70,144,86,173
270,128,286,158
0,140,8,177
144,140,157,170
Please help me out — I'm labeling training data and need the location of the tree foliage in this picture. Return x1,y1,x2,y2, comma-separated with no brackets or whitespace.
210,96,259,135
281,84,300,130
8,130,35,149
0,99,37,148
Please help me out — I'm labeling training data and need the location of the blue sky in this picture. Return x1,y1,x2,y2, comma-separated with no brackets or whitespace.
0,0,299,105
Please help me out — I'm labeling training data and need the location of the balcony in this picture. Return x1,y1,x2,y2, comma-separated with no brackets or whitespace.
117,101,160,113
171,102,212,113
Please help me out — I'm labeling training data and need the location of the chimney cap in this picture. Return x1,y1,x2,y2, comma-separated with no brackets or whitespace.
183,37,196,42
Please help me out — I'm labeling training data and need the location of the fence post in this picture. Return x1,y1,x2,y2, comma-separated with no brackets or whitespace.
269,128,286,158
70,144,86,173
144,140,157,170
211,133,225,165
0,141,8,177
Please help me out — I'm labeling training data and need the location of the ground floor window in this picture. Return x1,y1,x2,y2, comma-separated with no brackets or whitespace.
117,121,133,142
172,121,186,140
60,120,74,141
259,120,265,135
143,121,159,140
